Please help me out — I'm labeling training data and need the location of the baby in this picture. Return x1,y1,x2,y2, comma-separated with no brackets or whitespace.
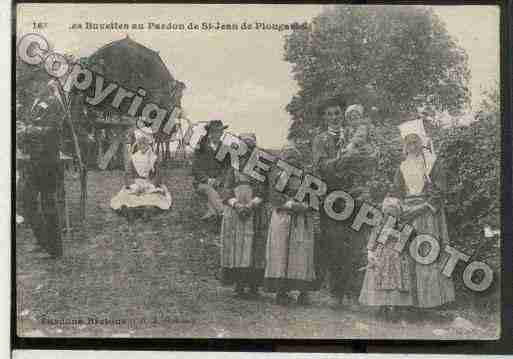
339,104,370,156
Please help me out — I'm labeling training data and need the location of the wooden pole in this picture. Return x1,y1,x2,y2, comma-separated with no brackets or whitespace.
66,101,87,223
97,129,103,168
98,134,123,170
53,82,87,224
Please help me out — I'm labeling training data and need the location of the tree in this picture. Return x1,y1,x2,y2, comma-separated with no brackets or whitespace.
435,83,500,268
283,5,472,203
284,5,471,143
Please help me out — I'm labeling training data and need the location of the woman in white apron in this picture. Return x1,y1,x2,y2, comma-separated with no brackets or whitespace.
264,145,319,305
387,119,455,309
110,126,172,219
220,133,267,297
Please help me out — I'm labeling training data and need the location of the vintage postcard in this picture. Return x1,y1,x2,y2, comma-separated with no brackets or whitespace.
15,3,501,340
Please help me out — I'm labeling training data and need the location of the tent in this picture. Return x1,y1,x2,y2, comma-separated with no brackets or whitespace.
87,35,184,112
81,35,187,168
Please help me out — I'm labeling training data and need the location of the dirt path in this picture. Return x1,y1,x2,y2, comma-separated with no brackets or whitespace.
16,168,499,339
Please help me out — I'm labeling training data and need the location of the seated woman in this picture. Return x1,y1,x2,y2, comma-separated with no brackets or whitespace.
110,127,172,220
191,120,231,220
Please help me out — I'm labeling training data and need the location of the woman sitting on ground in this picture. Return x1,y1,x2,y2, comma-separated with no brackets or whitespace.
110,125,172,220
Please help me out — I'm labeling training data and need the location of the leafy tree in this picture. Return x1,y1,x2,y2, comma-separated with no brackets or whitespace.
284,5,472,205
435,83,500,268
284,5,470,142
284,5,499,270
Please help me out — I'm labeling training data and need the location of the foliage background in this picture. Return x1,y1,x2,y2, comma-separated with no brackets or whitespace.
284,5,501,303
15,5,501,308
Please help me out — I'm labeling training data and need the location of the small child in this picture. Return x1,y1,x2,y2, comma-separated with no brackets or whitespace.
339,104,371,157
264,145,318,305
220,134,266,297
359,197,414,320
337,103,377,203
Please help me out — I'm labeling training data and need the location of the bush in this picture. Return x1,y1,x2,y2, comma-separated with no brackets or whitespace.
435,87,500,271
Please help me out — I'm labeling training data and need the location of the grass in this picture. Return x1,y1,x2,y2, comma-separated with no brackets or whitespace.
16,167,500,339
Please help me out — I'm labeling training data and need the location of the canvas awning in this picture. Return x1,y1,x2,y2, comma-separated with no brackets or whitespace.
86,35,185,114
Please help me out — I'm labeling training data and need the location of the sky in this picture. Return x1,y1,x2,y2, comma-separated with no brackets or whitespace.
17,4,500,148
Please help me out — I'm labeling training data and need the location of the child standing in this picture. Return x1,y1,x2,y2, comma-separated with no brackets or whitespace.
359,196,415,320
220,133,267,297
264,145,319,305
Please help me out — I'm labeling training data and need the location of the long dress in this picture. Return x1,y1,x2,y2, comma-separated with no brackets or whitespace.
388,156,455,308
264,188,318,293
220,169,268,287
110,148,172,212
359,219,415,306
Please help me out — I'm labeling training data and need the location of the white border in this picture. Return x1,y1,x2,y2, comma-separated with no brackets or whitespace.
7,2,506,357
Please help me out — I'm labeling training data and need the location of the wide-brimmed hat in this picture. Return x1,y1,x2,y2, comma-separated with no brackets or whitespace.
205,120,228,132
317,97,345,116
239,132,257,146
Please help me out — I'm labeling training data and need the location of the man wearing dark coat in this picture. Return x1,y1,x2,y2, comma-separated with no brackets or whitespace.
312,98,347,304
191,120,231,220
18,79,67,258
312,99,377,306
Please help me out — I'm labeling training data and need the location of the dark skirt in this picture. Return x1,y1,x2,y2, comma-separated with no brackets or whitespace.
221,267,264,287
264,277,320,293
115,205,165,220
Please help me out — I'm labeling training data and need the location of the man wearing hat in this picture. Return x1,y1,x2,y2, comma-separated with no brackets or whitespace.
18,77,66,258
192,120,230,220
312,98,348,304
313,100,377,307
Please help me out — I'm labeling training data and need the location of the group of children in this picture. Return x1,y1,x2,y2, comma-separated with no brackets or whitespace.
216,104,379,306
219,134,320,305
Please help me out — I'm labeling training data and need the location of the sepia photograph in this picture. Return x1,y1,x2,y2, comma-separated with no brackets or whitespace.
14,3,501,340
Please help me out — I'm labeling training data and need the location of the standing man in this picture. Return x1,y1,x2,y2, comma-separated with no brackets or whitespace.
312,98,347,305
312,99,377,307
18,79,67,259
